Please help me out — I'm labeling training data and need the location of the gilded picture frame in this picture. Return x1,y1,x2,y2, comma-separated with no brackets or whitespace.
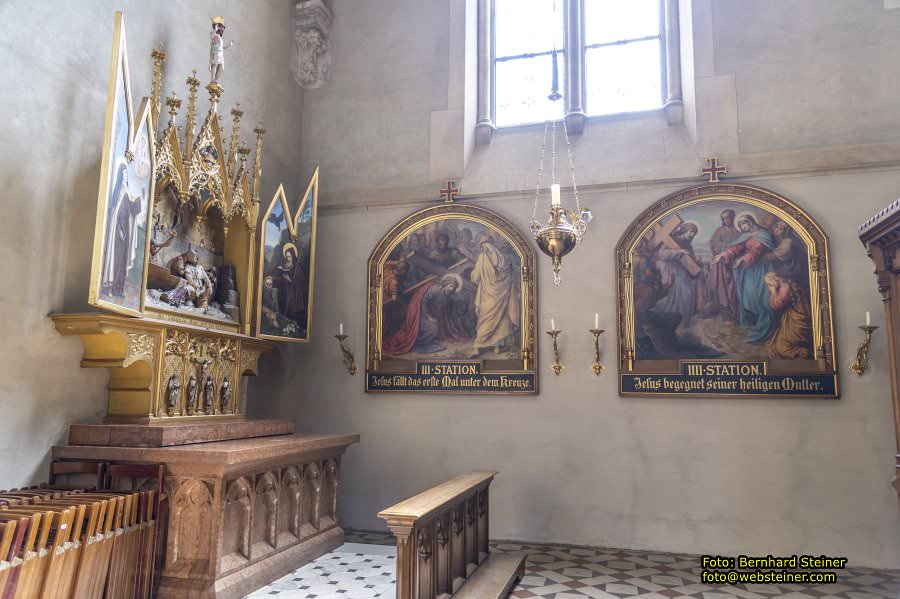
88,12,155,317
255,168,319,342
615,182,838,399
366,202,538,394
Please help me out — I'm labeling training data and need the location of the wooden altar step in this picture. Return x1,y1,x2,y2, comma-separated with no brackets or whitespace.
453,553,525,599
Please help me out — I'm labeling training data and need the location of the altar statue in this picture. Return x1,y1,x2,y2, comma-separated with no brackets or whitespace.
161,248,214,309
209,16,234,84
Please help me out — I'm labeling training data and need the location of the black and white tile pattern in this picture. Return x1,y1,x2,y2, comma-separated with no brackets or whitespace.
248,531,900,599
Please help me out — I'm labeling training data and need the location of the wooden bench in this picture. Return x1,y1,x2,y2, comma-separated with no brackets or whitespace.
378,471,524,599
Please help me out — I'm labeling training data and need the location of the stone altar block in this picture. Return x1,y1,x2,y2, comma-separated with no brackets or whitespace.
54,432,360,599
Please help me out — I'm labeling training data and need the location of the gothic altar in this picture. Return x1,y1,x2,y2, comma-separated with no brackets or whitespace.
50,13,357,598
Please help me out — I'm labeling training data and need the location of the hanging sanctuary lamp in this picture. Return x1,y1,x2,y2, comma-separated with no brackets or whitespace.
530,0,591,285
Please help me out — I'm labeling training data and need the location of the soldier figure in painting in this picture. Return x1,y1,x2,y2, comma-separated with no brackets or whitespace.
209,16,234,84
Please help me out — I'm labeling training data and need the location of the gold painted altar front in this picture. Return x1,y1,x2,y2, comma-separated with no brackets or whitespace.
53,312,273,424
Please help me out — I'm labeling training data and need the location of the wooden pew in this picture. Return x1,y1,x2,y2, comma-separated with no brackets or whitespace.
0,517,28,599
378,471,524,599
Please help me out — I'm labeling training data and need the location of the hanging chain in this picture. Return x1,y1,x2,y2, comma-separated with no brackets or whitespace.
550,119,558,194
563,117,580,213
531,120,550,233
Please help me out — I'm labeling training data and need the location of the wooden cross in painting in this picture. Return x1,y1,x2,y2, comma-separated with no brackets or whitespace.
700,157,727,183
646,214,701,277
439,180,460,204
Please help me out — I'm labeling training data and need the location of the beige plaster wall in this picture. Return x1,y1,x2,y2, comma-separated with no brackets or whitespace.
251,0,900,568
0,0,301,487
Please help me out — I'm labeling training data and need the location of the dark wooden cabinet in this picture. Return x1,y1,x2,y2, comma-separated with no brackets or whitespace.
859,198,900,507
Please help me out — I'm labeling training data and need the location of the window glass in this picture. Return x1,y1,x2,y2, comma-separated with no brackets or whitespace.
496,53,566,127
584,0,660,45
494,0,566,127
495,0,564,58
585,39,662,116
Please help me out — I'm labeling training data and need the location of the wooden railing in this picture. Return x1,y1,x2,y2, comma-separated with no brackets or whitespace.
378,471,505,599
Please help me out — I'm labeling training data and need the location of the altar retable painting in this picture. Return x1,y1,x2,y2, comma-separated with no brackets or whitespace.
366,202,537,394
256,170,319,342
615,183,838,398
89,13,155,316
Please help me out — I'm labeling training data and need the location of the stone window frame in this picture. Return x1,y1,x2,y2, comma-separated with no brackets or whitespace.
475,0,683,144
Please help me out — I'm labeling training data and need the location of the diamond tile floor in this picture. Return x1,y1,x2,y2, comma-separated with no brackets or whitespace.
247,530,900,599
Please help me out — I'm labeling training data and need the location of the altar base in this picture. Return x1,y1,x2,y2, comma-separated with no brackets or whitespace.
54,432,360,599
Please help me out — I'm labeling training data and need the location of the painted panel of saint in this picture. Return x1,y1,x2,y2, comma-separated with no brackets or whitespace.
379,218,522,361
257,177,317,342
632,200,813,362
90,25,153,317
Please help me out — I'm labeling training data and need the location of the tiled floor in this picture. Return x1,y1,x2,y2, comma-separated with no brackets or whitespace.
245,542,397,598
248,531,900,599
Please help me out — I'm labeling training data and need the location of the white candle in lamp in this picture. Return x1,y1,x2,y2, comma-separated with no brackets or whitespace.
550,318,556,331
550,183,561,206
339,322,344,335
594,313,599,329
866,311,871,326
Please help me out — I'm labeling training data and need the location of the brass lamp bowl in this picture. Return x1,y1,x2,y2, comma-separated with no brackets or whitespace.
535,220,577,285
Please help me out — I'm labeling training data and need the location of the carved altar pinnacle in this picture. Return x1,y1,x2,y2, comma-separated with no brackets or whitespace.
184,71,200,157
150,44,168,132
165,93,181,131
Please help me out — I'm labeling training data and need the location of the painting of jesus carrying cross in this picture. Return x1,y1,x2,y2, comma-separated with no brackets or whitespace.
366,199,538,394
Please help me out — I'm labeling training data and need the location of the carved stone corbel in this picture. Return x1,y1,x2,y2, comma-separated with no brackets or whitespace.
292,0,333,89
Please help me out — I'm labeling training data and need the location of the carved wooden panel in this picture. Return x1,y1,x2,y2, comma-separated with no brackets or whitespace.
278,466,302,546
166,478,214,577
221,476,253,572
301,462,322,538
252,471,279,557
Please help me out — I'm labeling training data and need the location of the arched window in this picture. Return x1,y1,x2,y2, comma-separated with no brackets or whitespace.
479,0,678,140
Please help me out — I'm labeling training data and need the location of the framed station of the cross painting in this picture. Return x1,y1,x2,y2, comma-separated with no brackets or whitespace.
366,200,538,394
615,181,839,398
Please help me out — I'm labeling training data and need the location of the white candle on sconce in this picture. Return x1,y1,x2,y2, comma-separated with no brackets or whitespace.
550,183,561,207
866,311,871,326
550,318,556,331
339,322,344,336
594,313,599,329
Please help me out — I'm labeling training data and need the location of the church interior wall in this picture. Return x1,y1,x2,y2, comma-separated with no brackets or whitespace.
251,0,900,569
2,0,899,576
0,0,302,487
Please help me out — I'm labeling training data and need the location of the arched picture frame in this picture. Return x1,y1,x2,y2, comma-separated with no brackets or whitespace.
366,202,537,394
615,182,838,398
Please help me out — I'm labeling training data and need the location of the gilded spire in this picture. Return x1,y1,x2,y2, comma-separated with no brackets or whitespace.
252,124,266,204
227,103,244,179
184,70,200,158
165,92,181,132
150,44,167,134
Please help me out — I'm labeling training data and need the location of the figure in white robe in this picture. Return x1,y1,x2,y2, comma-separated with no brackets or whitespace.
468,235,519,357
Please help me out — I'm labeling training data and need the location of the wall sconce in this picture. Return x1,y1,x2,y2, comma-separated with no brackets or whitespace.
849,312,878,376
589,313,604,375
335,322,358,375
547,318,563,375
